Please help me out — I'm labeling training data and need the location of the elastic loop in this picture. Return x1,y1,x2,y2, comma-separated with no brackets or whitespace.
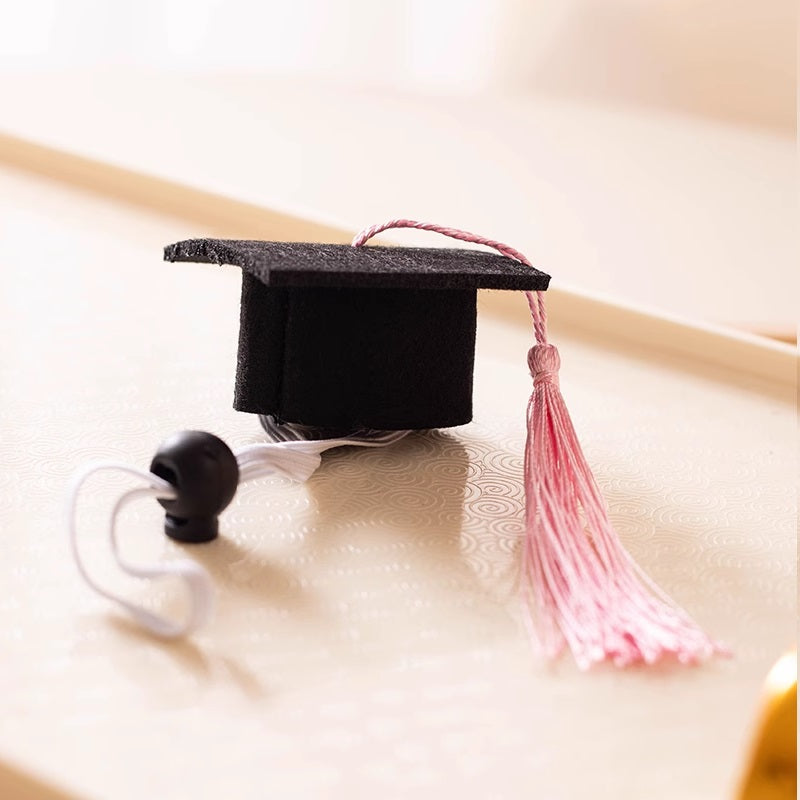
67,429,412,639
67,462,214,638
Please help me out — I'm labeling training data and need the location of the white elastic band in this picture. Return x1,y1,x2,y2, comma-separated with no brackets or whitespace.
67,462,213,638
68,431,409,638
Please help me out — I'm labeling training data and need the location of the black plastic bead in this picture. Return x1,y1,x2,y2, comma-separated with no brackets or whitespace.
150,431,239,543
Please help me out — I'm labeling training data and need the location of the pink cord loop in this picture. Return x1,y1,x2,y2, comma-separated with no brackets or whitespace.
352,218,548,344
352,218,533,267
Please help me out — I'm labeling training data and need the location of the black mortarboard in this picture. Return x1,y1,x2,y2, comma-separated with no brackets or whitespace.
164,239,550,431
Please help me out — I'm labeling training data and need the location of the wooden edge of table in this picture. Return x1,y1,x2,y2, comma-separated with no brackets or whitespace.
0,129,795,390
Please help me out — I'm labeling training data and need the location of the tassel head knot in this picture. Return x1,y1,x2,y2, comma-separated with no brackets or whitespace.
528,344,561,386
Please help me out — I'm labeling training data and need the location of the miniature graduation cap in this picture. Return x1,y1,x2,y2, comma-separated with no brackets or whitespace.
68,219,723,668
163,235,550,431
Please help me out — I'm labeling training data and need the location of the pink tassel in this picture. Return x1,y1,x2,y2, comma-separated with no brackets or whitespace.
523,332,725,668
353,219,725,668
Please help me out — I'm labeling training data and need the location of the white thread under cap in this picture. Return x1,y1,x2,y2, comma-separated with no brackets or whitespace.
68,430,409,638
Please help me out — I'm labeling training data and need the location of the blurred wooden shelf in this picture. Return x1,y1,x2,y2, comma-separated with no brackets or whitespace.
0,68,795,336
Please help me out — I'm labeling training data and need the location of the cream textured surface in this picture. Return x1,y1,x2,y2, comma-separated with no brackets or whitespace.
0,165,795,800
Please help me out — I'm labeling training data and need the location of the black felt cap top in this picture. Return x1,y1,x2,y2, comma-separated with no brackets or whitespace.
164,238,550,291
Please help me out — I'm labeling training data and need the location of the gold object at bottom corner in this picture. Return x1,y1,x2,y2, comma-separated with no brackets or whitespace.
736,651,797,800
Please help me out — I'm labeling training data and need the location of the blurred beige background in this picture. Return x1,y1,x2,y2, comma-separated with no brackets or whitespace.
2,0,794,132
0,0,796,339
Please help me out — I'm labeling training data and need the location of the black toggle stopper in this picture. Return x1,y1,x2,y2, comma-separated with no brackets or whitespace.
150,431,239,543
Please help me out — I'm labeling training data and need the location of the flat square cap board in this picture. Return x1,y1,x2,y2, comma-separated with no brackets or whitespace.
165,239,551,430
164,238,550,290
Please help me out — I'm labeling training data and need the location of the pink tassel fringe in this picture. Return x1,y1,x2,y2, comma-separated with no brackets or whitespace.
524,342,724,668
